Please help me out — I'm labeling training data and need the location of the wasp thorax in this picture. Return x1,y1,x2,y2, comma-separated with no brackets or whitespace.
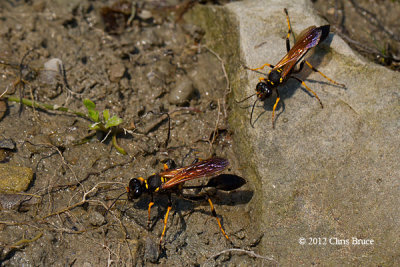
128,178,144,200
256,82,273,100
147,174,162,191
268,70,282,84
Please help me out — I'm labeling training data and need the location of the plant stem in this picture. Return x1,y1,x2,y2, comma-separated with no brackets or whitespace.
5,96,89,119
112,132,127,155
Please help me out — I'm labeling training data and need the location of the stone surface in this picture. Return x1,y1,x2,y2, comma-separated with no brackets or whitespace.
188,0,399,265
0,164,34,193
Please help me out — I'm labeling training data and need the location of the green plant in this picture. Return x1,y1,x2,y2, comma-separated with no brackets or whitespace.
84,99,123,131
83,99,126,154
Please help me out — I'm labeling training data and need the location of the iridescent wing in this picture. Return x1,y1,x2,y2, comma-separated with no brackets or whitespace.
159,157,229,189
273,25,329,78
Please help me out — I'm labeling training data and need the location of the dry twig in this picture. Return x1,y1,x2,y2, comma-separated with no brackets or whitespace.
205,248,278,265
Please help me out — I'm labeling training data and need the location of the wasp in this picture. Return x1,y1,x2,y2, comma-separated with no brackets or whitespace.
240,8,344,128
127,157,245,246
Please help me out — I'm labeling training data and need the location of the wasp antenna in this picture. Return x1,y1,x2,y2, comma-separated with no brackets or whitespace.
245,68,269,76
250,98,259,128
235,93,257,103
104,191,127,218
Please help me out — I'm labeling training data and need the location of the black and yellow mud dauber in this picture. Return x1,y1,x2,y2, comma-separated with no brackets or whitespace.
239,8,345,128
127,157,246,247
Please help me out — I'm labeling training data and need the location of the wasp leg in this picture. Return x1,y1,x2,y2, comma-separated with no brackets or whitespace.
305,61,345,87
291,76,323,108
163,159,176,171
159,193,172,246
163,164,169,171
205,195,232,244
292,61,305,74
246,63,274,72
271,89,281,129
179,193,232,244
147,193,154,229
284,8,295,51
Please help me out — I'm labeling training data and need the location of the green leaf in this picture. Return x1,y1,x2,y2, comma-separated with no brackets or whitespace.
83,99,96,111
105,115,123,128
88,109,99,122
103,109,110,121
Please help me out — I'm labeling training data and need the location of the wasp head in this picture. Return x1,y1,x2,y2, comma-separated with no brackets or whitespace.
127,178,145,200
255,81,273,100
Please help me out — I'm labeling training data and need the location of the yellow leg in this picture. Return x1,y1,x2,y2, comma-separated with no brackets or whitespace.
297,79,323,108
147,201,154,228
305,61,345,87
248,63,274,72
163,159,176,171
271,95,281,129
159,206,172,246
207,197,231,242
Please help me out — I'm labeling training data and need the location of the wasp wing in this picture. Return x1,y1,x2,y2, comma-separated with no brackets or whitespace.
273,25,330,78
160,157,229,189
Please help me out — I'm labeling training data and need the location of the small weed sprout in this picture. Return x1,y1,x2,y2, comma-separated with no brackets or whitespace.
83,99,126,154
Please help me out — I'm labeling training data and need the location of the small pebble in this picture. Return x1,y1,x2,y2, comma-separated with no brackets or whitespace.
138,9,153,20
0,139,16,150
0,164,34,193
140,29,162,48
144,236,159,263
0,193,31,210
41,58,63,85
88,211,105,226
168,76,195,105
109,63,126,82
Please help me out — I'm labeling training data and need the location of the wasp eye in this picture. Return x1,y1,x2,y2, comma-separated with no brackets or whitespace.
256,82,272,100
128,178,143,199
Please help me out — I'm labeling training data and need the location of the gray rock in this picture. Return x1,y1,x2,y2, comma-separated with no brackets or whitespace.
168,75,195,105
108,63,126,82
88,210,105,226
0,138,15,150
144,236,159,263
188,0,399,265
0,193,33,210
